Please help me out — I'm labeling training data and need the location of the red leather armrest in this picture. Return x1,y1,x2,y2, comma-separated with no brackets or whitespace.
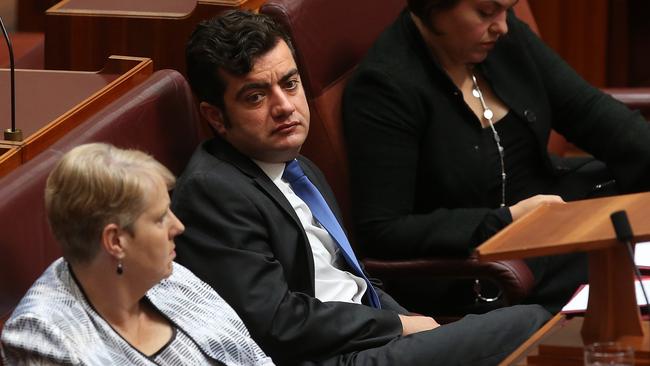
363,255,534,306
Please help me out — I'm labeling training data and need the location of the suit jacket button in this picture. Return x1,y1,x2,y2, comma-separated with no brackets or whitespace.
524,109,537,123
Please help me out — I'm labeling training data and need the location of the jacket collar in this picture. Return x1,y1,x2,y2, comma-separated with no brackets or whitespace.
203,138,317,284
205,138,304,227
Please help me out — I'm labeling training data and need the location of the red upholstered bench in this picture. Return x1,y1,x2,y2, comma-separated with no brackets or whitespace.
0,69,207,329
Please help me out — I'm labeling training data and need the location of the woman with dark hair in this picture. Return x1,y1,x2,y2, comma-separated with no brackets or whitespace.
343,0,650,313
1,143,274,365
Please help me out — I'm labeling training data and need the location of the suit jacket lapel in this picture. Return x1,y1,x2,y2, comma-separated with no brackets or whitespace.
207,139,300,223
206,139,316,281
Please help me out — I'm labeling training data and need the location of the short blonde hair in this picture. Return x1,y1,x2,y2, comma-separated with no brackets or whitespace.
45,143,175,265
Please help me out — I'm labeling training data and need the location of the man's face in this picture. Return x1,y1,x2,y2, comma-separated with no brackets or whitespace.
202,40,310,163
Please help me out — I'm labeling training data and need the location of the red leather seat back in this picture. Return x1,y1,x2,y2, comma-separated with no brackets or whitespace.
0,151,60,327
0,69,204,328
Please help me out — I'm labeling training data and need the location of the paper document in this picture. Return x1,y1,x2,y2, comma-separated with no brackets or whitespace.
635,241,650,269
562,278,650,313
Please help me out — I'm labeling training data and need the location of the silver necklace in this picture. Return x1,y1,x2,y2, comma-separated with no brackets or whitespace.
470,71,506,207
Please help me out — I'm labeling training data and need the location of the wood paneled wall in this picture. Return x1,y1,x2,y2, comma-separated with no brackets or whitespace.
529,0,650,87
608,0,650,86
17,0,59,32
528,0,609,87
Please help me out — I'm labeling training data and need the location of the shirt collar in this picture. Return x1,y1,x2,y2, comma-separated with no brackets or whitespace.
252,159,287,182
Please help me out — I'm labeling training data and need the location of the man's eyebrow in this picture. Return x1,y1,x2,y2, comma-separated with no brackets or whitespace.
280,68,299,83
236,81,270,100
234,68,299,100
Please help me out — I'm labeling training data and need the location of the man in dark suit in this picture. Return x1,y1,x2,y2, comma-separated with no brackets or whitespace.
172,10,550,366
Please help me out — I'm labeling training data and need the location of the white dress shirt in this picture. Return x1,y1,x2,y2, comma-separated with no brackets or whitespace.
254,160,367,304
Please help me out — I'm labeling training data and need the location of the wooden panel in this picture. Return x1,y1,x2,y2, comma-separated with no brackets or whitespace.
529,0,650,88
607,0,631,86
0,145,21,178
625,1,650,86
16,0,60,32
0,71,119,137
50,0,196,16
0,56,153,178
608,0,650,86
44,0,266,73
528,0,609,87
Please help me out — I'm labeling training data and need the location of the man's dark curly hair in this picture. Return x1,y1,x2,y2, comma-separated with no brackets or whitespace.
186,10,295,111
407,0,461,23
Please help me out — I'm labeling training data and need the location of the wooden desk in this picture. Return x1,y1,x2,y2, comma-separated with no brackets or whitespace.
0,55,152,178
477,192,650,364
44,0,266,73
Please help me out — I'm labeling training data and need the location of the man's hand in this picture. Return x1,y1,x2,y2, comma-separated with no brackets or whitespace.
398,314,440,336
509,194,565,221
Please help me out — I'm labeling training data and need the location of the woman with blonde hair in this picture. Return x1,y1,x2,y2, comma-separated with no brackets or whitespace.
1,143,274,365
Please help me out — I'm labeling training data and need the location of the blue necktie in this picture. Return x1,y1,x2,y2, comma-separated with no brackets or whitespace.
283,159,381,308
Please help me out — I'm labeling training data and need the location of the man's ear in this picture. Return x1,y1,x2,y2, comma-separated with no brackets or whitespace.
101,223,126,260
200,102,227,138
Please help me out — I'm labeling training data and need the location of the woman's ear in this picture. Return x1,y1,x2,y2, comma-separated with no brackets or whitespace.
200,102,227,138
101,223,125,259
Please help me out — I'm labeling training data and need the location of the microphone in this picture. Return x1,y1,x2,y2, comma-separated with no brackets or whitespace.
610,210,650,311
0,16,22,142
611,210,633,242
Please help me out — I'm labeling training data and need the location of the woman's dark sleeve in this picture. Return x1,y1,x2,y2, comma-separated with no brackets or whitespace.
512,15,650,193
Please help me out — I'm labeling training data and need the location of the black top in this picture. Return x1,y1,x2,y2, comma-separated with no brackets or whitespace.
484,112,554,207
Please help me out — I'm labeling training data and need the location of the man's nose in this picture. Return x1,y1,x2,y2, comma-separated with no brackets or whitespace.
270,88,296,119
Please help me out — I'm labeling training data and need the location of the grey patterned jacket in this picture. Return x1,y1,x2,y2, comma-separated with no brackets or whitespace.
1,258,274,366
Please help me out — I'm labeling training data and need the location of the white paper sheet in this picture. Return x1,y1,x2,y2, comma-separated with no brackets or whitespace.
562,278,650,313
635,241,650,269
